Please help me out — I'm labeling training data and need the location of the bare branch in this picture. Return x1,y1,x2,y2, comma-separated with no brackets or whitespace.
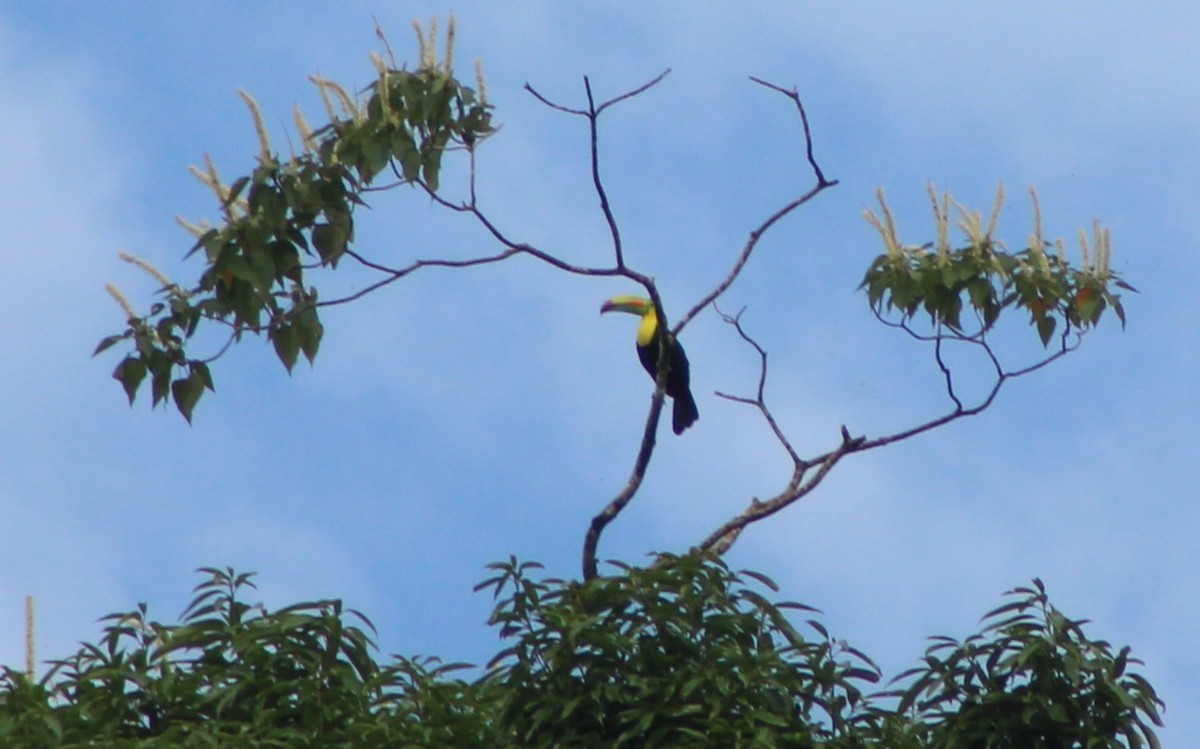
712,303,801,466
524,70,671,272
673,79,837,337
697,427,863,555
524,68,670,117
521,72,702,581
523,82,587,115
197,331,238,364
934,331,964,412
583,76,627,269
583,386,668,580
821,332,1079,458
316,248,521,308
699,293,1086,554
595,68,671,115
749,77,830,186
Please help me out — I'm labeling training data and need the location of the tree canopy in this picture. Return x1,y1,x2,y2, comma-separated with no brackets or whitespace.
0,560,1164,747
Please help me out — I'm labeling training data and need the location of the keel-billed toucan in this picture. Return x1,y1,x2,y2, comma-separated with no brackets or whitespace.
601,295,699,434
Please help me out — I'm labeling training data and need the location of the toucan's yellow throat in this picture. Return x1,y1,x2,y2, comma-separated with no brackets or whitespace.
600,294,699,435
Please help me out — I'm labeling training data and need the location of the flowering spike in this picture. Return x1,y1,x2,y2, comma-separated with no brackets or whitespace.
863,188,902,260
412,19,428,68
238,89,271,162
120,251,190,300
1077,227,1091,273
310,74,338,124
105,282,138,321
428,17,438,70
953,204,985,252
1026,186,1050,274
175,215,211,239
369,52,392,120
986,183,1005,240
188,156,238,221
292,104,315,152
444,14,456,73
475,59,489,105
927,183,951,263
118,251,170,288
310,76,359,122
1087,220,1112,278
369,50,388,77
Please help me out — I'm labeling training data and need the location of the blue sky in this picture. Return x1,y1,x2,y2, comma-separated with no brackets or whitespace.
1,2,1196,739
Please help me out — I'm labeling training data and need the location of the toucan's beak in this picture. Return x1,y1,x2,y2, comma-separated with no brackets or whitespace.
601,295,650,316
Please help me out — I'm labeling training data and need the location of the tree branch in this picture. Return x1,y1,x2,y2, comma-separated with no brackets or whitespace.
699,300,1085,555
712,303,801,466
698,427,862,555
526,71,670,273
582,389,668,581
522,72,698,580
583,76,627,270
673,78,837,338
748,77,830,186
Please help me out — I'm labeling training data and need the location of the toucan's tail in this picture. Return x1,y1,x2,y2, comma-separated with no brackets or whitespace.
672,389,699,435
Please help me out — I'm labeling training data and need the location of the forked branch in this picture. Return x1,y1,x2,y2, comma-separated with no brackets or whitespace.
700,298,1084,555
674,78,837,337
579,77,836,579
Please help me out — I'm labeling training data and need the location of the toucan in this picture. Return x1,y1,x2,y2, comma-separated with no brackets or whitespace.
601,295,699,434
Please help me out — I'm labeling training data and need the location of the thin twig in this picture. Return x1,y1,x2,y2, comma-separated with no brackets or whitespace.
317,248,521,307
197,331,238,364
749,77,830,186
712,303,802,465
595,68,671,115
584,76,626,269
933,330,964,412
699,295,1087,553
698,428,863,554
523,82,587,115
673,78,837,337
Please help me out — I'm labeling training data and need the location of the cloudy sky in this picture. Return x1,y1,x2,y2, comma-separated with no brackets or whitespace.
1,2,1195,739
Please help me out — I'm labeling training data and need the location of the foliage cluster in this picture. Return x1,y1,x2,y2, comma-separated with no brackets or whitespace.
96,32,493,422
0,560,1162,747
861,186,1134,347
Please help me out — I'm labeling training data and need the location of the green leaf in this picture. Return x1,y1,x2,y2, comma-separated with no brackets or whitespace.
93,334,127,357
149,355,172,407
1112,297,1127,328
274,240,303,283
193,361,215,392
171,370,206,423
359,136,390,183
273,322,300,372
312,222,347,266
223,176,250,208
246,246,277,291
421,153,440,192
296,308,324,364
113,356,147,405
1036,313,1057,346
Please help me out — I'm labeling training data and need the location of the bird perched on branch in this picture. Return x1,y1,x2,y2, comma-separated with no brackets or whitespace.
601,294,699,434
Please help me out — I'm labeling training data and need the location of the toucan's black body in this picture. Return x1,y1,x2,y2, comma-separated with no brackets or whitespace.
601,295,699,435
637,332,699,435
